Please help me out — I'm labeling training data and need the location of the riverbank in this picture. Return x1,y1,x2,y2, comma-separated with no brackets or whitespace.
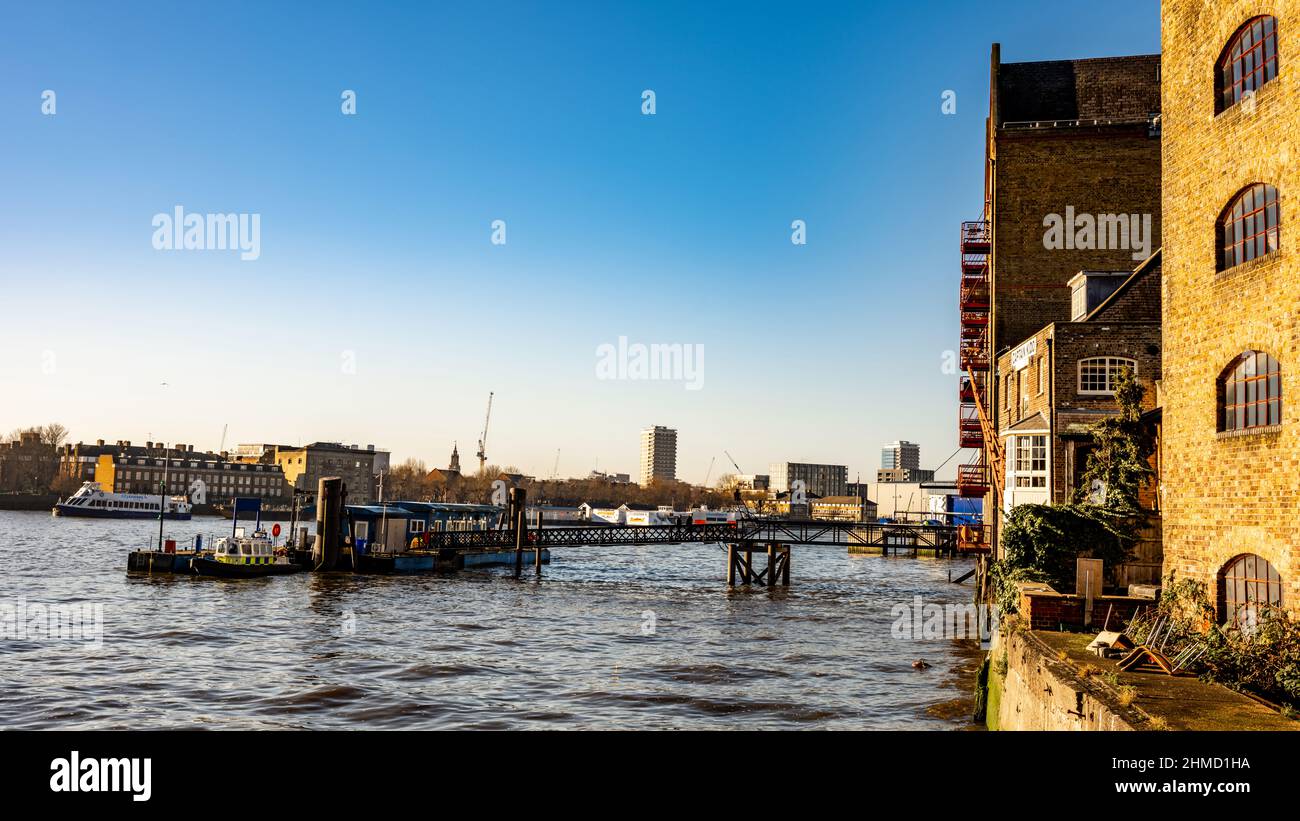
0,493,56,511
978,623,1299,731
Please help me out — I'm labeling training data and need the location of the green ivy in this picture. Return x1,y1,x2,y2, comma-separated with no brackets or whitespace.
990,503,1134,613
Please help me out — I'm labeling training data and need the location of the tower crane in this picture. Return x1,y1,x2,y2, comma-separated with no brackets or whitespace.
703,456,716,487
551,449,561,480
476,392,494,475
724,450,743,475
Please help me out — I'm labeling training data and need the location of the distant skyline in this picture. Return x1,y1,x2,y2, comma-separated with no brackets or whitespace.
0,1,1161,484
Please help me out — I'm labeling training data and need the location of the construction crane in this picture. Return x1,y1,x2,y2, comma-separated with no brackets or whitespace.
476,392,494,475
703,456,716,487
218,424,227,454
724,450,743,475
551,449,561,480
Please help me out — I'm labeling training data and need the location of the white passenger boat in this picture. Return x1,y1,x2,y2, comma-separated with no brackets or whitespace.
53,481,193,520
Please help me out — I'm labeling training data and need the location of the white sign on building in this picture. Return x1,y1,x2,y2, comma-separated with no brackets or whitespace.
1011,338,1038,371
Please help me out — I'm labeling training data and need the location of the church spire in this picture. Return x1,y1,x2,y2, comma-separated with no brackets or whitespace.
449,442,461,473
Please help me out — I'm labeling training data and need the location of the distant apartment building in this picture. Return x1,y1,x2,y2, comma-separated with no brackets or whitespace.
0,431,58,493
880,441,921,472
732,474,771,491
59,440,288,505
1161,5,1298,620
588,470,632,484
958,44,1163,555
638,426,677,486
811,496,877,522
275,442,379,504
876,468,935,483
243,441,389,488
768,462,847,498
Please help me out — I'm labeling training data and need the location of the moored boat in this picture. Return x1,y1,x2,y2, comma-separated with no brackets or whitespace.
191,533,307,578
53,482,192,520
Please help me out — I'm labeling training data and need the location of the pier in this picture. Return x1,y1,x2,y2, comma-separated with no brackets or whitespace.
127,482,978,586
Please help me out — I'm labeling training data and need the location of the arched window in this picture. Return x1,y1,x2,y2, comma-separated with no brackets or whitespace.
1219,350,1281,431
1219,553,1283,626
1218,16,1279,113
1218,183,1280,270
1077,357,1136,395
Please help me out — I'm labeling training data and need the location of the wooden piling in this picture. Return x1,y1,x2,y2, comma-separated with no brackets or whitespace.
511,488,526,579
727,544,737,586
312,477,343,571
766,544,775,588
781,546,790,585
534,508,543,577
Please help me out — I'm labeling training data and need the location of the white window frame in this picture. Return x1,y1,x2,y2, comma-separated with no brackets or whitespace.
1077,357,1137,396
1013,434,1048,489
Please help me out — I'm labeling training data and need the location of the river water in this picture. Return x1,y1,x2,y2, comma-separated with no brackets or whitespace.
0,511,982,729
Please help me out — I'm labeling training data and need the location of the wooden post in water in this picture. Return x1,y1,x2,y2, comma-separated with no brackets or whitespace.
781,546,790,585
534,507,543,577
511,487,527,579
766,543,776,588
727,544,736,586
313,477,343,571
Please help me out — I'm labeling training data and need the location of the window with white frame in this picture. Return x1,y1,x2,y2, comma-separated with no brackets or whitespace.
1078,357,1136,395
1014,435,1047,489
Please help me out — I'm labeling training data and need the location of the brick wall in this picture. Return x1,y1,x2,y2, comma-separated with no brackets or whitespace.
996,321,1161,504
1019,586,1150,632
998,55,1161,123
1089,262,1162,321
991,132,1163,361
1161,2,1300,615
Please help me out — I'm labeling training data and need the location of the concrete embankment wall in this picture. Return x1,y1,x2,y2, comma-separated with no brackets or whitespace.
0,494,58,511
982,627,1140,731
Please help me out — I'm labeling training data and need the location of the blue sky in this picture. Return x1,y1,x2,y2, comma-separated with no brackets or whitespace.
0,0,1160,483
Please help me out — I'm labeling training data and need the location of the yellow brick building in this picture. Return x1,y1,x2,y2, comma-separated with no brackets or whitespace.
1162,3,1298,620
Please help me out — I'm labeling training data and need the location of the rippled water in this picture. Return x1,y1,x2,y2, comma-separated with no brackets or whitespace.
1,511,981,729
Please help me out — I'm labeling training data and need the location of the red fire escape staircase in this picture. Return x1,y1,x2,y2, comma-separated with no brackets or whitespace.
956,221,1004,533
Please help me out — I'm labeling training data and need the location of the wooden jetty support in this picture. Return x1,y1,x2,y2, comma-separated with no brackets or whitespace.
727,543,790,587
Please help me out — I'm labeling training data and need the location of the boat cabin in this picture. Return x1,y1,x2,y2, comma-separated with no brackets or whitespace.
213,534,277,565
347,501,503,553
